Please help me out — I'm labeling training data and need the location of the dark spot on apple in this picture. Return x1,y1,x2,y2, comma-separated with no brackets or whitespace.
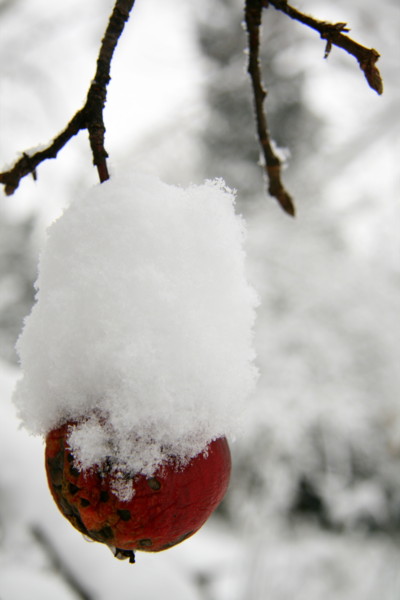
47,453,64,485
69,465,80,477
117,509,131,521
147,477,161,490
68,483,80,495
96,526,114,541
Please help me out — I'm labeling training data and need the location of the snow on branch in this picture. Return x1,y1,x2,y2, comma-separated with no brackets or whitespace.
245,0,383,216
0,0,135,196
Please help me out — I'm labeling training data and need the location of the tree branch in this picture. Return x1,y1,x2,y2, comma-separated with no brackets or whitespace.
0,0,136,195
245,0,296,216
30,524,94,600
265,0,383,95
245,0,383,216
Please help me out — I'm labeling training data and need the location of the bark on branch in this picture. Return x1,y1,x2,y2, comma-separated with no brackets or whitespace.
245,0,383,216
245,0,296,216
266,0,383,95
0,0,136,195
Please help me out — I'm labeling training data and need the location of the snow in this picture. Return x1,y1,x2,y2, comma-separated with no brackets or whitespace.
13,171,258,489
2,357,400,599
0,359,208,599
2,1,399,597
0,567,79,600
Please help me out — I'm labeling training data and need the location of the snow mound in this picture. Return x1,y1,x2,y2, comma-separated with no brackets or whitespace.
13,172,258,484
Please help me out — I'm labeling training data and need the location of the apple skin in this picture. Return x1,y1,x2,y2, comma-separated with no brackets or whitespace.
45,422,231,559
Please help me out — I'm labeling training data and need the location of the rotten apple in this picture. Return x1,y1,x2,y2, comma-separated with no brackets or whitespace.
45,422,231,562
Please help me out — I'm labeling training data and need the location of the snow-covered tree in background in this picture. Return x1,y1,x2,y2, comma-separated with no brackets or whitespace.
0,213,36,364
195,0,400,598
0,0,399,598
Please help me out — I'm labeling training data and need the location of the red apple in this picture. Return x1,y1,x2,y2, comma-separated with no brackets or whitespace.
45,422,231,562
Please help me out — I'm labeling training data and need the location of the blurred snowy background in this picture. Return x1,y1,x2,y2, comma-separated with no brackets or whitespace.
0,0,399,598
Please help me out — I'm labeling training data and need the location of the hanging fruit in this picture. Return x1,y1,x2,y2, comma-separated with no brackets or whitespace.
45,421,231,562
14,173,257,561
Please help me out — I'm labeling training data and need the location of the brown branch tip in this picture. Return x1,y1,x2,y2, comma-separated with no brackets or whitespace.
0,0,135,196
245,0,296,216
267,0,383,95
245,0,383,216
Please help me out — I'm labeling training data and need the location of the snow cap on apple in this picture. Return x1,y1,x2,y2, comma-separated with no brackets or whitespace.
13,171,258,499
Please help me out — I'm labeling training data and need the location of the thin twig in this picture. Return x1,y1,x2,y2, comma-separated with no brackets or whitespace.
0,0,135,195
245,0,383,216
245,0,296,216
265,0,383,95
30,524,94,600
86,0,136,182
